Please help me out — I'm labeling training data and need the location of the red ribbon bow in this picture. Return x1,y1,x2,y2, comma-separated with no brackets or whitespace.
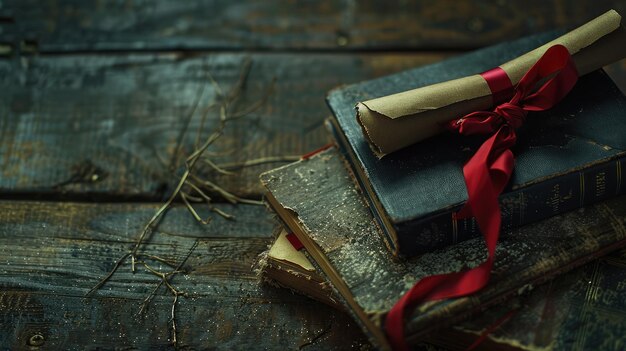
385,44,578,351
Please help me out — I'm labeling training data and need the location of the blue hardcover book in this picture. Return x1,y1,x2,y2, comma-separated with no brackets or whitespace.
326,31,626,257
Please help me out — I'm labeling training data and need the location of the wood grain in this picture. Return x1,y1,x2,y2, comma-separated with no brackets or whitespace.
1,53,622,201
0,1,624,52
0,52,445,199
0,200,368,350
2,2,626,350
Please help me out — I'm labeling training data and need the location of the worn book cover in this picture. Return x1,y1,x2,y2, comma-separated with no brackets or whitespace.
260,147,626,349
261,229,626,350
326,31,626,257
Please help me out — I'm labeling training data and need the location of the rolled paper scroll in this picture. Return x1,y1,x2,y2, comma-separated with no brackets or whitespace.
357,9,626,157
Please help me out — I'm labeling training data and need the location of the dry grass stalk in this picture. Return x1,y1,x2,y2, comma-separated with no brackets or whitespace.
85,58,285,348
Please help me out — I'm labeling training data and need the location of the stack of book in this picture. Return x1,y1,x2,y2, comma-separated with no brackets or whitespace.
257,11,626,350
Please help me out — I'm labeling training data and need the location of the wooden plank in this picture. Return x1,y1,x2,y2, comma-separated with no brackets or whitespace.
1,51,624,200
0,200,368,349
0,1,624,52
0,291,368,350
0,52,445,199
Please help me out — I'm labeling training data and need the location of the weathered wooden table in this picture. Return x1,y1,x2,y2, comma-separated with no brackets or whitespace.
1,1,625,350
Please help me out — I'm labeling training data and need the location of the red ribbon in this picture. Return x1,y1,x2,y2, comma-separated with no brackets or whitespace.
286,232,305,251
385,45,578,351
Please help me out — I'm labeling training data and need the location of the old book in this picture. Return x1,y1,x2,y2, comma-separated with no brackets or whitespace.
260,147,626,349
326,31,626,257
261,228,626,350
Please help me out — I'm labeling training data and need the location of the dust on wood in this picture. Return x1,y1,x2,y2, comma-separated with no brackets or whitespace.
0,52,446,199
82,58,286,348
0,200,368,349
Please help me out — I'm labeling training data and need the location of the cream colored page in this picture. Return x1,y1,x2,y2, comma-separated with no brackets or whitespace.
268,230,315,271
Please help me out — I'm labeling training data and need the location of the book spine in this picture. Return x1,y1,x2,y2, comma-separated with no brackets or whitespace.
396,156,626,256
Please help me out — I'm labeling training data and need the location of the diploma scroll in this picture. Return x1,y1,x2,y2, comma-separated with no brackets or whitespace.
357,10,626,157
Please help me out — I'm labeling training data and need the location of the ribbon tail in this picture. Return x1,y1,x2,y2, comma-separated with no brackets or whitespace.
385,259,496,351
386,128,515,351
386,45,577,350
463,127,514,254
